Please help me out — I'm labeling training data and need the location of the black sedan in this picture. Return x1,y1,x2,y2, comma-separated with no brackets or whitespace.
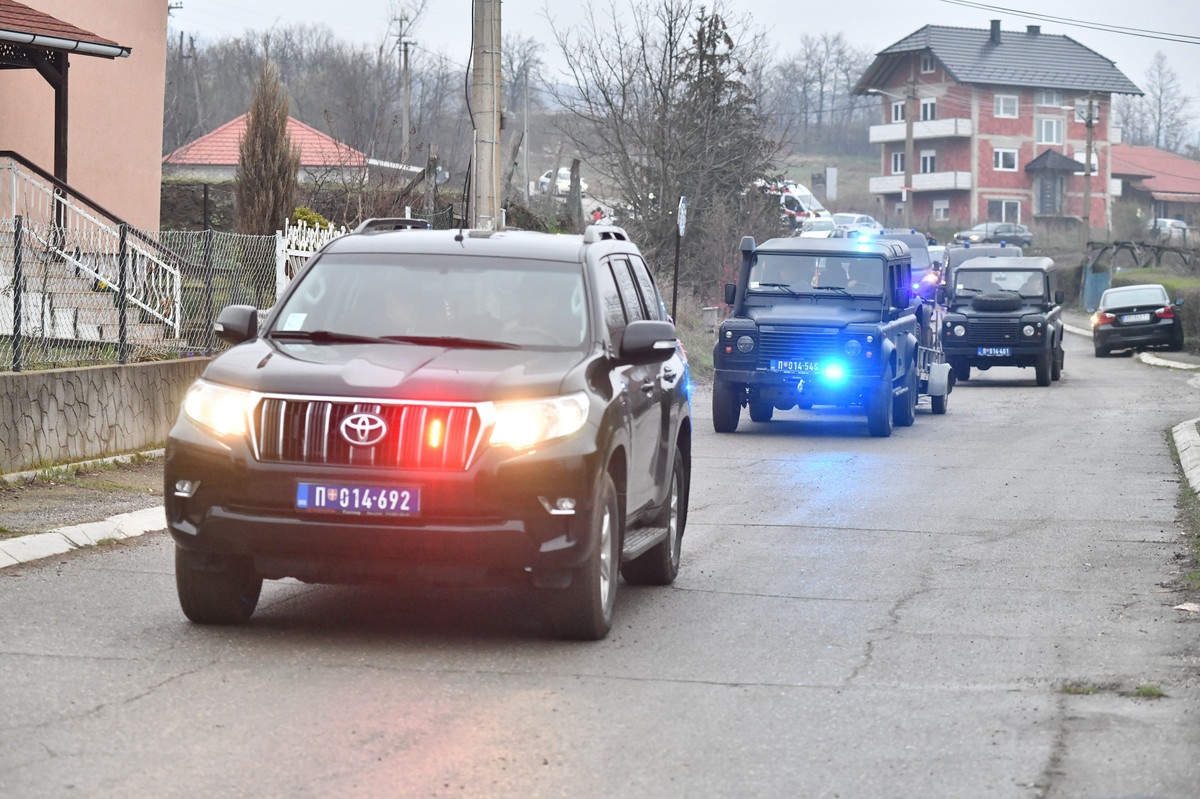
1091,283,1184,356
953,222,1033,247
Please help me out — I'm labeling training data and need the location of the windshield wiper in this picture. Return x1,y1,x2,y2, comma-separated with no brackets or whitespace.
756,282,804,297
813,285,852,297
269,329,393,344
381,335,521,350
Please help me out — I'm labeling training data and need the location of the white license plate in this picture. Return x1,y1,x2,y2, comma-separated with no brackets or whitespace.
1121,312,1151,323
977,347,1011,357
770,359,819,374
296,483,420,515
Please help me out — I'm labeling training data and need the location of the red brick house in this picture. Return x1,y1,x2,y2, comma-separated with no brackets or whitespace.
853,20,1141,237
1111,143,1200,227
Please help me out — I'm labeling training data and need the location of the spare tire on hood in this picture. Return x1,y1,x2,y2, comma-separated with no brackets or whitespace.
971,291,1023,312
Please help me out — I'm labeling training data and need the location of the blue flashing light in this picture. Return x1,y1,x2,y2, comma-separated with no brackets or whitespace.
912,282,921,292
822,361,847,384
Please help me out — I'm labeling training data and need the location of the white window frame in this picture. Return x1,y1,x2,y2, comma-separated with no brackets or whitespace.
920,53,935,73
933,199,950,221
891,100,905,123
920,149,936,174
1036,118,1063,145
1074,101,1100,123
994,94,1019,118
994,148,1018,171
1035,89,1063,107
920,97,936,121
891,151,906,174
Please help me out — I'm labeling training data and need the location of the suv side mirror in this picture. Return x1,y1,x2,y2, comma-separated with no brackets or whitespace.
892,286,911,309
214,304,259,345
1054,289,1065,305
935,286,946,306
724,283,736,305
619,320,677,365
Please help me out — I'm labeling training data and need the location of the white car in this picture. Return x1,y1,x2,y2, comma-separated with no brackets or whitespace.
539,167,588,195
832,213,881,232
798,218,837,238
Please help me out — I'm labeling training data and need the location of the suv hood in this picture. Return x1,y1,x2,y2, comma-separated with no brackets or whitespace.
746,303,881,328
201,339,587,402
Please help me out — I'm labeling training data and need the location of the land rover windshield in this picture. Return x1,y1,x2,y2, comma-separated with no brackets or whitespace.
748,253,885,296
953,268,1046,299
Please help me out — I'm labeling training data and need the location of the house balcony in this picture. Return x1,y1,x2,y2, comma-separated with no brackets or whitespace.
869,172,973,194
868,118,973,144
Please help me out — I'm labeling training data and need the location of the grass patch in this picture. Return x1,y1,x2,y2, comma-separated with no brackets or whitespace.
1134,684,1167,699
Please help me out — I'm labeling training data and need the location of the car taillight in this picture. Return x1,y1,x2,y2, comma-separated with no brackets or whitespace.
1093,312,1116,326
1155,306,1174,319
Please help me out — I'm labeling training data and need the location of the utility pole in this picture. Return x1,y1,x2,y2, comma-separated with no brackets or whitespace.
471,0,502,229
523,62,529,202
397,17,412,163
903,76,915,230
1081,92,1095,249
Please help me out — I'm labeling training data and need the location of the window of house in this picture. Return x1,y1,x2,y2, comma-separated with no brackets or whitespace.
921,53,935,73
1073,150,1099,174
920,98,936,121
891,151,906,174
933,199,950,221
1035,89,1064,107
993,148,1018,171
920,150,936,174
987,199,1021,223
895,201,905,216
1036,118,1063,145
994,94,1019,118
1074,100,1100,123
891,100,905,123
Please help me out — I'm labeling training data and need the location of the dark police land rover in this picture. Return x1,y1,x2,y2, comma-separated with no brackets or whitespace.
712,235,925,437
165,221,691,640
938,255,1064,386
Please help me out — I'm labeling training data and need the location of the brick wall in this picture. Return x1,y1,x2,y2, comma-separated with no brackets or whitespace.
0,359,209,474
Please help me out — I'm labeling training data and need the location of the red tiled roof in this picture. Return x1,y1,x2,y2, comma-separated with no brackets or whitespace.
0,0,123,50
1111,143,1200,199
163,114,368,169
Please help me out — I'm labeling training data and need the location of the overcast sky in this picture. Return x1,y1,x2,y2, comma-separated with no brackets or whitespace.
168,0,1200,115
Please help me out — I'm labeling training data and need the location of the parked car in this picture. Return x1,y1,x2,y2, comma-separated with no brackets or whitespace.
831,213,881,232
165,220,691,640
1091,283,1184,356
953,222,1033,247
1146,218,1190,245
798,217,837,238
539,167,588,195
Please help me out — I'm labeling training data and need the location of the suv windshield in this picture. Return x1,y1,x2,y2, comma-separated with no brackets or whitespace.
954,268,1045,298
749,253,885,296
272,253,589,349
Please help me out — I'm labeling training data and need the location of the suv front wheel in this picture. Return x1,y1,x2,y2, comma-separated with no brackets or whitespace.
549,472,620,640
176,548,262,625
712,380,742,433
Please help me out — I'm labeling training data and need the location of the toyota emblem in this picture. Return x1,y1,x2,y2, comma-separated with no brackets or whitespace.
340,412,388,447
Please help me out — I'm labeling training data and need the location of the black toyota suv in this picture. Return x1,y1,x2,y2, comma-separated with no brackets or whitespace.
164,221,692,640
939,255,1064,385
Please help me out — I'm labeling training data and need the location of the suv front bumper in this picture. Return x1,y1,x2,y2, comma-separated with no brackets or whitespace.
713,366,884,406
164,418,608,585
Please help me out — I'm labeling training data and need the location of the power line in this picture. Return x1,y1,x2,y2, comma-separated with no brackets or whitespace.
940,0,1200,46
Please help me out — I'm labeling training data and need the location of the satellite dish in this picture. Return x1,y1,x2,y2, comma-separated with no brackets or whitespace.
435,165,450,186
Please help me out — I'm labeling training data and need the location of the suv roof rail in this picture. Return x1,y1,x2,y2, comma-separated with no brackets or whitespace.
354,217,432,233
582,224,630,244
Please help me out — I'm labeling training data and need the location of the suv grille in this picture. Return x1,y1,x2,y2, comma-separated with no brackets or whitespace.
967,320,1021,346
756,326,841,368
252,397,483,470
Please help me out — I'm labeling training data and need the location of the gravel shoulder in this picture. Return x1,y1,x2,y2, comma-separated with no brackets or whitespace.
0,456,164,539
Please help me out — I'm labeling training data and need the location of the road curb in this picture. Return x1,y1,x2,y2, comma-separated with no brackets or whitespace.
0,500,165,571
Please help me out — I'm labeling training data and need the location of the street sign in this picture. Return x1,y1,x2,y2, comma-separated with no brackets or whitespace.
677,196,687,237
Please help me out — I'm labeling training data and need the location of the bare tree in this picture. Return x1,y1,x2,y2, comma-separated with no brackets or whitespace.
549,0,781,290
236,50,300,302
1113,51,1192,153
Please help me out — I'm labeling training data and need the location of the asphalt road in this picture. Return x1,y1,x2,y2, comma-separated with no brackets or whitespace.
1,330,1198,798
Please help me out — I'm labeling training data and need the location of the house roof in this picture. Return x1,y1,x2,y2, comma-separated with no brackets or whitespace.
1111,143,1200,203
854,23,1141,96
0,0,129,58
163,114,367,169
1025,149,1084,173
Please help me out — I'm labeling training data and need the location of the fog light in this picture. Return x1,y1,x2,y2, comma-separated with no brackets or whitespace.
538,496,577,516
174,479,199,498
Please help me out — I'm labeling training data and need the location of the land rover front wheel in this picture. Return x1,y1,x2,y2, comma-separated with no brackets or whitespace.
866,367,894,438
712,380,741,433
1035,352,1051,386
894,362,917,427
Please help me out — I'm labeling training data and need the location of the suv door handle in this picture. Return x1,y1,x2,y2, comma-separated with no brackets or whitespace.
662,367,677,380
640,380,655,395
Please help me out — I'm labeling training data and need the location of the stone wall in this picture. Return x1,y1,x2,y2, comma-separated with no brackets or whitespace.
0,359,209,474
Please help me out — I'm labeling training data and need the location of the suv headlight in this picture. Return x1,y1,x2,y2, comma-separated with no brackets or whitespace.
489,392,589,450
183,379,253,437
